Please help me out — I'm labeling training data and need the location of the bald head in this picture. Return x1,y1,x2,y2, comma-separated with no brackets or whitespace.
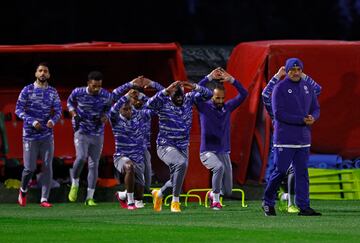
212,87,225,109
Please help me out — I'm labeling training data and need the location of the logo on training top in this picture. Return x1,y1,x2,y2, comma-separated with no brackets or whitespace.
25,142,30,152
288,89,292,94
304,85,309,94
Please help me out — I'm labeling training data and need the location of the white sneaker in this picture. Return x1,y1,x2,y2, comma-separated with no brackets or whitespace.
135,200,145,208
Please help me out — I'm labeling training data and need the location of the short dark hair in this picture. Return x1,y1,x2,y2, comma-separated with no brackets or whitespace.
131,85,144,93
173,85,184,97
36,62,49,70
214,82,225,92
88,71,103,81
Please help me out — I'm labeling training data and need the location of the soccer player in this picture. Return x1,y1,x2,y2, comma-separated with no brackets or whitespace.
112,76,164,208
111,89,153,210
16,62,62,207
197,67,248,210
262,58,321,216
262,65,322,213
146,80,212,212
67,71,112,206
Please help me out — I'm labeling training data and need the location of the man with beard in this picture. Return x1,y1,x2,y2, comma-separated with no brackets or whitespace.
146,80,212,212
196,67,248,210
67,71,112,206
16,62,62,207
262,58,321,216
262,65,321,214
112,76,164,208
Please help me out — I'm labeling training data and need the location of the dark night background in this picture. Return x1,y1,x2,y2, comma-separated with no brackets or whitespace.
0,0,359,45
1,0,360,187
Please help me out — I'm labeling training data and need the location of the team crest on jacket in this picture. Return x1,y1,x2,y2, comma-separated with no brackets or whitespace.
288,89,292,94
304,85,309,94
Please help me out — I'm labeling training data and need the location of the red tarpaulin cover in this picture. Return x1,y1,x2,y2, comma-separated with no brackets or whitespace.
0,42,194,187
3,40,360,188
227,40,360,184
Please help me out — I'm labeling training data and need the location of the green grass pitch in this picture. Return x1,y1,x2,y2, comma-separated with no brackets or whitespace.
1,200,360,242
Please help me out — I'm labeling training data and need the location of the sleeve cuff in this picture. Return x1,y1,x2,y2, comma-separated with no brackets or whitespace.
273,74,281,80
194,83,201,91
206,74,213,81
138,92,145,99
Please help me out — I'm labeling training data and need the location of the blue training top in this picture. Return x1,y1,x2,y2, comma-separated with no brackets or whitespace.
272,77,320,147
112,80,165,148
145,84,212,151
110,95,153,164
15,82,62,141
67,87,112,136
197,77,248,153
